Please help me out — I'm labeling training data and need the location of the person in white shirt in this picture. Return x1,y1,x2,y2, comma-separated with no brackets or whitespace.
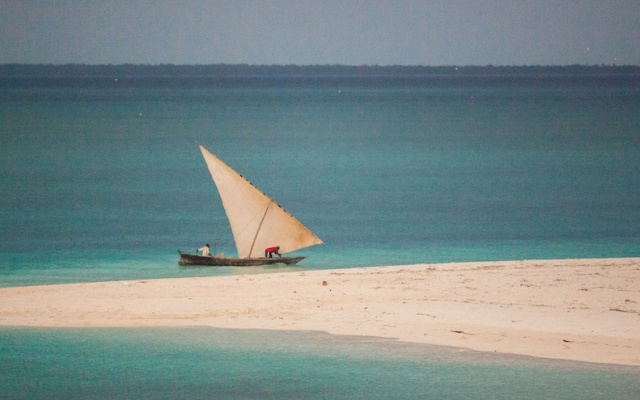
198,244,210,256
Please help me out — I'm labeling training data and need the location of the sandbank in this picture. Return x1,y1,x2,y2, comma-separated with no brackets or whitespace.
1,258,639,366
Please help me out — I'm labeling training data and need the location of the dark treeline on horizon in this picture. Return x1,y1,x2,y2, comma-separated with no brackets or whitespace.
1,63,639,78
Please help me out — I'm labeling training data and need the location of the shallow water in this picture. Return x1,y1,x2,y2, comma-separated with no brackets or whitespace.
1,327,639,399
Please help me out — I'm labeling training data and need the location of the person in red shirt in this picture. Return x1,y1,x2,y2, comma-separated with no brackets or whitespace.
265,246,281,258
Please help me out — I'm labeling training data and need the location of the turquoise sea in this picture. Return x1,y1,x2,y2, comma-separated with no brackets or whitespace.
1,74,639,397
1,327,639,400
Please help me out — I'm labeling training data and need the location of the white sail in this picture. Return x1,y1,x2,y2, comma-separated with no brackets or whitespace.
199,145,323,258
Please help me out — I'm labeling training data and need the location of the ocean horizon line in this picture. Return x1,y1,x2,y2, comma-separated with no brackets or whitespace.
1,63,639,79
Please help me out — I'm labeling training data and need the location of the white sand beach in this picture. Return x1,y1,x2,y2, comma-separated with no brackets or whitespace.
1,258,639,366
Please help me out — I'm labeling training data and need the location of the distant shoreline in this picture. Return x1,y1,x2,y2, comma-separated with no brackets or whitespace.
1,63,639,79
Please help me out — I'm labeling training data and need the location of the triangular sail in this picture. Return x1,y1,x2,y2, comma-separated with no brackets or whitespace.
199,145,323,258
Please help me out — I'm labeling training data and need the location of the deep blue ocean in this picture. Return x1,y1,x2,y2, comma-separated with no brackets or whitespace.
1,75,639,398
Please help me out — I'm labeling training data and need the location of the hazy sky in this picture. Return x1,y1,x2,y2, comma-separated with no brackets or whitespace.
1,0,639,65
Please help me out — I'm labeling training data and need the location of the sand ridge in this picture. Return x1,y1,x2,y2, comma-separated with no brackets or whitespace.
1,258,639,365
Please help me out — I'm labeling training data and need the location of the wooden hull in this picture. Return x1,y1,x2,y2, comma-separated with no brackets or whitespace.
178,251,305,267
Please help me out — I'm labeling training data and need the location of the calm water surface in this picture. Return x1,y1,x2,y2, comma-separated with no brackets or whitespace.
1,327,639,399
1,77,638,286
